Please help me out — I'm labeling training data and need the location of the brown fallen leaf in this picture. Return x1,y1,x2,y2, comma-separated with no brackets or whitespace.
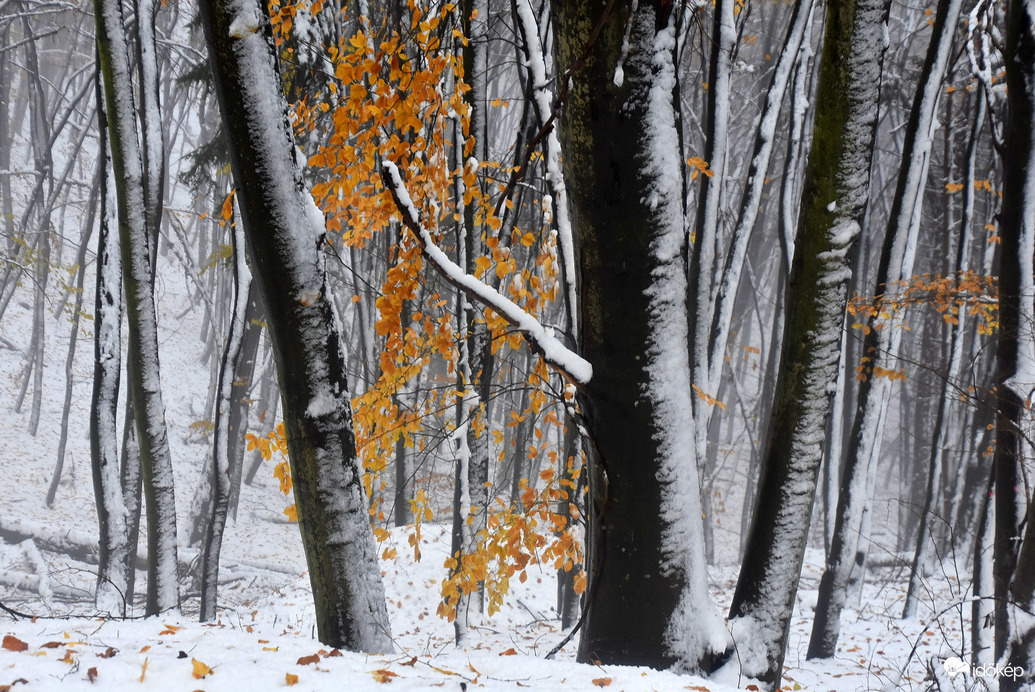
87,667,98,683
285,672,299,686
592,678,612,687
297,654,320,666
0,685,9,692
139,646,150,653
97,647,116,659
326,649,343,658
499,648,518,656
371,668,398,683
39,642,63,649
59,651,76,665
2,636,27,652
191,658,213,679
400,657,417,667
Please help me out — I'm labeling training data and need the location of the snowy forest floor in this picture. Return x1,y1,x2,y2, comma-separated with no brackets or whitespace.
0,257,975,691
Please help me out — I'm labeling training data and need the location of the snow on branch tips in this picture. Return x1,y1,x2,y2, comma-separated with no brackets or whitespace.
380,160,592,386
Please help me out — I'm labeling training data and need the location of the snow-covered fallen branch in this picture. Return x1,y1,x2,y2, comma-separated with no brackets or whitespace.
380,161,592,386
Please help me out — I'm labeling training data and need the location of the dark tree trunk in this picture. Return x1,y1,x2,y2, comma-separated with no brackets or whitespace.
995,0,1035,680
726,0,889,681
198,0,392,651
553,0,724,671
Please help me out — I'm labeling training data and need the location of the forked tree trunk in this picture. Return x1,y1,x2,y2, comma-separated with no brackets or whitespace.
91,70,130,615
95,0,179,615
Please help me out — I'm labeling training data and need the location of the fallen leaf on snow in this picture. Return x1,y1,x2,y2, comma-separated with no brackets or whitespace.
139,657,148,682
297,654,320,666
97,647,116,659
400,657,417,667
326,649,342,658
39,642,62,649
192,658,213,678
371,668,398,683
2,636,27,652
499,648,518,656
59,651,75,664
87,667,97,683
285,672,299,686
592,678,612,687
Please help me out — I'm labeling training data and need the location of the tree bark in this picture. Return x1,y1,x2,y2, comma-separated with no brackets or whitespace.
90,68,130,615
552,0,726,671
726,0,889,681
94,0,179,614
200,211,251,621
995,0,1035,680
197,0,392,651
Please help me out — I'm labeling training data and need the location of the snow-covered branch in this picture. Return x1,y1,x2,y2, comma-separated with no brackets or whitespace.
381,160,592,386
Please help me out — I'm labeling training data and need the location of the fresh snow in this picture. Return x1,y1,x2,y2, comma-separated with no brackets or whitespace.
0,226,995,690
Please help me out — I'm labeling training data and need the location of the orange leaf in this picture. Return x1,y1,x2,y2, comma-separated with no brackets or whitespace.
191,658,212,679
592,678,612,687
2,636,27,652
139,657,149,682
297,654,320,666
87,667,98,683
40,642,63,649
499,648,518,656
372,668,398,683
285,672,299,686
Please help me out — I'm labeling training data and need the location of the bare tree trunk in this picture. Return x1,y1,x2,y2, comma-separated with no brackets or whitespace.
994,0,1035,680
90,71,130,615
49,179,97,506
198,0,392,650
200,210,251,621
726,0,889,679
809,0,961,651
95,0,179,614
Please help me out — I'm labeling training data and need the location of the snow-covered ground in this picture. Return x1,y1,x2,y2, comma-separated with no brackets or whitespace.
0,248,975,691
